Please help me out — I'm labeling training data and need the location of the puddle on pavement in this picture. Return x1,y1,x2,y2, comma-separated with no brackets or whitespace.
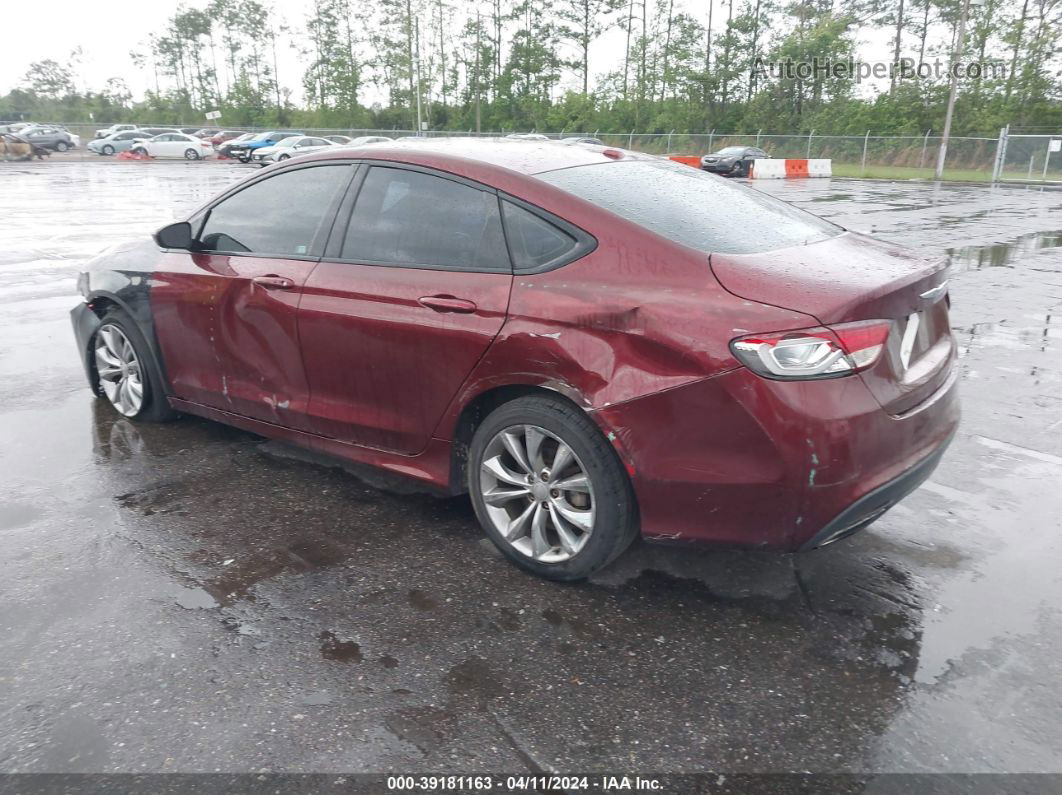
947,229,1062,270
300,691,334,706
173,585,219,610
320,630,363,663
0,501,43,531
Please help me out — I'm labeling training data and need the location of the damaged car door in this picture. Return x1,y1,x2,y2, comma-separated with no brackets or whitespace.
297,164,513,454
151,162,354,429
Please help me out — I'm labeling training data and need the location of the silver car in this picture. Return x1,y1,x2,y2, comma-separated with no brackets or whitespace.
88,129,146,156
19,125,78,152
95,123,139,139
254,135,338,164
343,135,393,147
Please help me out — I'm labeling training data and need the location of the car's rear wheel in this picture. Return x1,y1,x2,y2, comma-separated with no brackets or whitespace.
102,144,115,155
55,141,69,152
468,396,638,581
184,148,200,160
93,311,177,422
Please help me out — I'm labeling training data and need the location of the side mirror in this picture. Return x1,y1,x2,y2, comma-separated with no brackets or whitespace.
155,221,193,250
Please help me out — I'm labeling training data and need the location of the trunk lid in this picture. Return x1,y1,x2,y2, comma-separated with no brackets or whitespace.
711,231,955,415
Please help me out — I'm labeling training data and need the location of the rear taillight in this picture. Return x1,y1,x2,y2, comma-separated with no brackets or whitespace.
731,320,891,380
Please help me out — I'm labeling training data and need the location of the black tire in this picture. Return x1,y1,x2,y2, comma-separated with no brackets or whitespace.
468,395,638,581
93,309,178,423
102,144,115,155
184,148,199,160
278,153,290,161
238,153,251,163
132,147,147,156
55,141,69,152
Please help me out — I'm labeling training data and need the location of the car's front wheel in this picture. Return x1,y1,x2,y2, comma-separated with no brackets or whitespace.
278,154,290,161
468,396,638,581
93,311,177,422
102,144,115,155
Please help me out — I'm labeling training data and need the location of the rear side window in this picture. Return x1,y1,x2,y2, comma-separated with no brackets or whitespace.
502,202,579,272
199,165,350,256
341,167,509,272
538,159,840,254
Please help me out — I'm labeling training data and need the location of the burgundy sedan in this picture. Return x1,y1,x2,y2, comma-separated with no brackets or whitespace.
71,140,959,580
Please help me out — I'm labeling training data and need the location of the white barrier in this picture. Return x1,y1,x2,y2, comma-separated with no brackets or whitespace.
751,159,787,178
807,159,832,177
751,158,832,178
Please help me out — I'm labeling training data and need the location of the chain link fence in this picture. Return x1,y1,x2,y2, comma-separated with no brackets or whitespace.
11,121,1062,183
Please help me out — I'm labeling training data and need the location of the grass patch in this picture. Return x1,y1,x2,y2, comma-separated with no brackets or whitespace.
830,162,1062,183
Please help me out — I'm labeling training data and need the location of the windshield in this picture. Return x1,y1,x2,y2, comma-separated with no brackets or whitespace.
538,159,841,255
274,137,300,147
714,147,745,156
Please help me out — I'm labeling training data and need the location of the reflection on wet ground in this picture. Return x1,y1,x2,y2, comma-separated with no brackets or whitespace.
1,165,1060,774
946,229,1062,270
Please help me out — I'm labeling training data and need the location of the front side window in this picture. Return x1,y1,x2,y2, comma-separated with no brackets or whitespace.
538,159,841,255
341,167,509,272
199,165,351,256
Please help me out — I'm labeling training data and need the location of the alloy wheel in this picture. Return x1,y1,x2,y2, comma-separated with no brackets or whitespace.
94,324,144,417
479,424,595,563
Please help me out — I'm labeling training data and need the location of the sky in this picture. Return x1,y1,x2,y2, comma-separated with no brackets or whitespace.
1,0,901,109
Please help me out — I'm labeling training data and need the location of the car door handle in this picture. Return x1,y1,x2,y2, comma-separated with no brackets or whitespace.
252,275,294,290
417,295,477,314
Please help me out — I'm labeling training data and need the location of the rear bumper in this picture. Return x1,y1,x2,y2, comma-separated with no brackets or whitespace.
798,430,953,550
594,363,960,550
71,302,102,393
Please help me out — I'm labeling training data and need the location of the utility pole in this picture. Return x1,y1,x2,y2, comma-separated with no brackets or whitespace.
935,0,973,180
474,10,481,133
414,18,424,135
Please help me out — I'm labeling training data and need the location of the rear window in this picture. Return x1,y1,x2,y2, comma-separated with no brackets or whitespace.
538,160,841,254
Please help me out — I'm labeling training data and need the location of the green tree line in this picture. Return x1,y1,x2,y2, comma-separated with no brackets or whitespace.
2,0,1060,135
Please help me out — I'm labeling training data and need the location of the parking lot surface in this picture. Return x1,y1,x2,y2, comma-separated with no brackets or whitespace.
1,162,1060,777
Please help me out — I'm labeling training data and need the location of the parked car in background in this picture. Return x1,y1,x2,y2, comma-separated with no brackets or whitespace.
88,129,149,156
227,131,303,163
192,128,220,138
95,123,139,139
324,135,354,145
561,137,605,146
130,132,214,160
210,130,248,147
136,127,181,138
70,140,959,581
19,125,77,152
253,135,337,164
343,135,393,147
505,133,550,140
700,146,769,177
0,122,31,133
1,132,50,160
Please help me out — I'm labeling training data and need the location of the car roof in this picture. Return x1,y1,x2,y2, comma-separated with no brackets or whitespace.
301,137,653,176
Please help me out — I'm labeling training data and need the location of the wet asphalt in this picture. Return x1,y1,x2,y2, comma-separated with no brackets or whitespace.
0,162,1060,779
